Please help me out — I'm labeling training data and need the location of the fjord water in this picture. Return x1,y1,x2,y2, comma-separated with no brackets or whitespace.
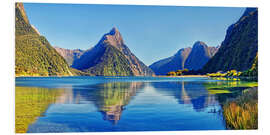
15,76,254,133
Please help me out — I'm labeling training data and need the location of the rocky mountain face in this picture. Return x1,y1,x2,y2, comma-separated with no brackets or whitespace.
202,8,258,73
184,41,217,70
15,3,73,76
150,41,219,75
208,45,219,57
54,47,84,66
149,47,192,75
72,27,155,76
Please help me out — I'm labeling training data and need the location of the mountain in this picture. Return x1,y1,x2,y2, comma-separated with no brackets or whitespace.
249,53,258,77
15,3,73,76
241,53,258,77
208,45,220,57
202,8,258,73
54,47,84,65
149,41,219,75
184,41,218,70
149,47,191,75
72,27,155,76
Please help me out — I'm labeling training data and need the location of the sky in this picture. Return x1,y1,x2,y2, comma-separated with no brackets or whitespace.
23,3,245,66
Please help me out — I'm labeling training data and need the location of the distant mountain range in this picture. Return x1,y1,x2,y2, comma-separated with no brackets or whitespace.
149,47,191,75
150,8,258,75
54,47,84,66
184,41,219,71
15,3,258,77
71,28,155,76
202,8,258,73
149,41,219,75
15,3,73,76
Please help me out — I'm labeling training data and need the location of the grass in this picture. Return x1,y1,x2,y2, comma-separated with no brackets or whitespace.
208,89,232,94
223,87,258,129
204,79,258,94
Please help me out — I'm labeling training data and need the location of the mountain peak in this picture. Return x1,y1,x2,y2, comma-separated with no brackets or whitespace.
15,3,29,24
15,3,73,76
72,27,154,76
194,41,207,46
203,7,258,73
241,8,258,19
184,41,212,70
109,27,119,35
98,27,124,49
175,47,192,56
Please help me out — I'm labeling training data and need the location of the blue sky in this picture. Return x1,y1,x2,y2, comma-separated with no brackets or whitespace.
23,3,245,65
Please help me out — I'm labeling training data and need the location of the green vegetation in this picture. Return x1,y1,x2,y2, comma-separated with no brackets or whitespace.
15,87,64,133
207,54,257,79
204,79,258,96
204,79,258,90
203,8,258,73
223,87,258,129
241,54,258,77
15,3,73,76
15,3,37,36
207,70,242,77
16,35,73,76
84,45,134,76
72,27,155,76
166,69,189,76
70,68,92,76
207,89,232,94
204,79,258,129
93,82,141,123
96,82,136,110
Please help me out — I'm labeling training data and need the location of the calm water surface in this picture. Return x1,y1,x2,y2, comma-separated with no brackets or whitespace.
15,76,255,133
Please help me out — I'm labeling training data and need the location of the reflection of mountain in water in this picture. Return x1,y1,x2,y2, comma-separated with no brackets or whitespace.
151,81,218,112
15,87,65,133
50,82,144,124
50,82,141,124
17,78,235,132
92,82,143,124
19,82,143,132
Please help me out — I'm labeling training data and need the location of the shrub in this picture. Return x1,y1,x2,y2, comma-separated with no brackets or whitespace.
223,88,258,129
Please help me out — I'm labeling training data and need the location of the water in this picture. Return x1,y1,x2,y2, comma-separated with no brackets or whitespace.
15,76,256,133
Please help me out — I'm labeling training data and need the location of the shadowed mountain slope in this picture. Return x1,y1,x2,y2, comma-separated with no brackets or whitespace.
184,41,218,70
202,8,258,73
149,47,191,75
150,41,218,75
72,28,155,76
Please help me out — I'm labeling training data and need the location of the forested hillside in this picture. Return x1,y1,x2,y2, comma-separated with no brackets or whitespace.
15,3,73,76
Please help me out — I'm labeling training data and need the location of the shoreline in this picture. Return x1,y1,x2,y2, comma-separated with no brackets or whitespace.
156,75,208,78
15,75,209,78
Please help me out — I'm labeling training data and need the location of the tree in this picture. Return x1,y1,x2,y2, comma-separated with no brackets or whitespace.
176,70,182,76
167,71,176,76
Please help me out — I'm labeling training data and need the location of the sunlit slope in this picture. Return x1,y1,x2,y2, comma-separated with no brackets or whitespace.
15,3,72,76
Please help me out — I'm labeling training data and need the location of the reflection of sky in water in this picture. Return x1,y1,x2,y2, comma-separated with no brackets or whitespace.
15,77,232,133
46,104,97,114
16,76,216,88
